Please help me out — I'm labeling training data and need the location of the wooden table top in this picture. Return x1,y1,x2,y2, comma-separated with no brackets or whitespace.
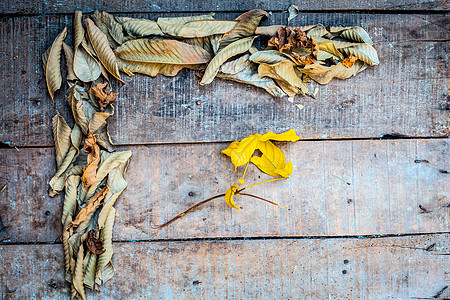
0,1,448,299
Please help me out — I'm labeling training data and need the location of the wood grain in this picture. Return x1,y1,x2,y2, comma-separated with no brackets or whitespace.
1,0,448,15
0,139,448,244
0,13,448,147
1,233,449,299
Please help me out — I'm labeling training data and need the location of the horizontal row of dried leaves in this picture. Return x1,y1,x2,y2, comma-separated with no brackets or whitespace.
44,9,378,102
42,9,379,300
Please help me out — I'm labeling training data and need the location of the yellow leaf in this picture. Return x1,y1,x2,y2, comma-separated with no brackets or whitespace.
257,140,287,169
230,134,260,169
225,183,240,210
260,129,300,142
250,155,280,177
221,141,239,157
276,161,293,178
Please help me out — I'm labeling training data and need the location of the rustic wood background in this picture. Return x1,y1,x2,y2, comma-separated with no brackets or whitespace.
0,1,449,299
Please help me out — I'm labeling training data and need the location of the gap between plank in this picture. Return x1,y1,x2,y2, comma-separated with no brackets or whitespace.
1,231,449,246
0,9,449,18
1,136,448,150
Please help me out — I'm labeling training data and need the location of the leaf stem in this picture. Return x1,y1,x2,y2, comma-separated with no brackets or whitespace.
239,177,285,191
237,160,251,190
235,192,279,206
151,193,225,233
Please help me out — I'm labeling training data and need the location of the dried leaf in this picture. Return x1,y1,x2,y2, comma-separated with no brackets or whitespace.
94,123,116,152
49,125,82,197
255,25,317,37
74,46,102,83
82,133,101,186
311,37,378,65
62,175,80,226
95,207,116,286
92,11,124,47
121,18,165,37
63,43,77,81
84,18,122,82
86,229,106,254
114,39,211,65
258,60,309,95
68,187,108,229
341,43,379,65
338,26,374,44
249,50,290,65
318,42,344,60
200,36,256,85
85,150,132,205
341,54,358,68
224,183,240,210
268,27,318,65
159,19,238,38
218,9,268,51
74,10,85,50
72,244,87,300
218,56,286,97
301,60,368,84
82,251,98,289
287,5,299,24
43,27,67,103
90,82,117,111
52,113,72,168
118,59,200,77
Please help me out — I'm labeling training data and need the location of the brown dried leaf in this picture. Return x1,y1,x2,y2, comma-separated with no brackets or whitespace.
218,9,268,51
341,54,358,68
114,39,211,65
86,230,106,255
51,113,72,168
268,27,318,65
90,82,117,111
84,18,122,82
43,27,67,103
67,186,108,229
62,43,77,81
82,132,101,186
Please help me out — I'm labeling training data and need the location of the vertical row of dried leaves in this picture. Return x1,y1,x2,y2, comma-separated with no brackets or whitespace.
43,9,378,299
44,11,133,300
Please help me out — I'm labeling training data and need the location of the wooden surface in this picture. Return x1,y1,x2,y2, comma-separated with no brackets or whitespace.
0,2,449,299
1,234,449,299
1,0,448,15
0,12,449,146
1,139,448,244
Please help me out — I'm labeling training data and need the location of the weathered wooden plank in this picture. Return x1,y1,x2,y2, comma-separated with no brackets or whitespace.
0,234,449,299
1,0,448,15
0,13,448,147
0,139,448,243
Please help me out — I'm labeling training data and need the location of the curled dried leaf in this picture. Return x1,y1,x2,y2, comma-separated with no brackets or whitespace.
225,183,240,210
218,9,268,51
200,36,256,85
90,82,117,111
86,230,106,254
51,113,72,168
68,187,108,229
268,27,318,65
341,54,358,68
82,132,101,186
